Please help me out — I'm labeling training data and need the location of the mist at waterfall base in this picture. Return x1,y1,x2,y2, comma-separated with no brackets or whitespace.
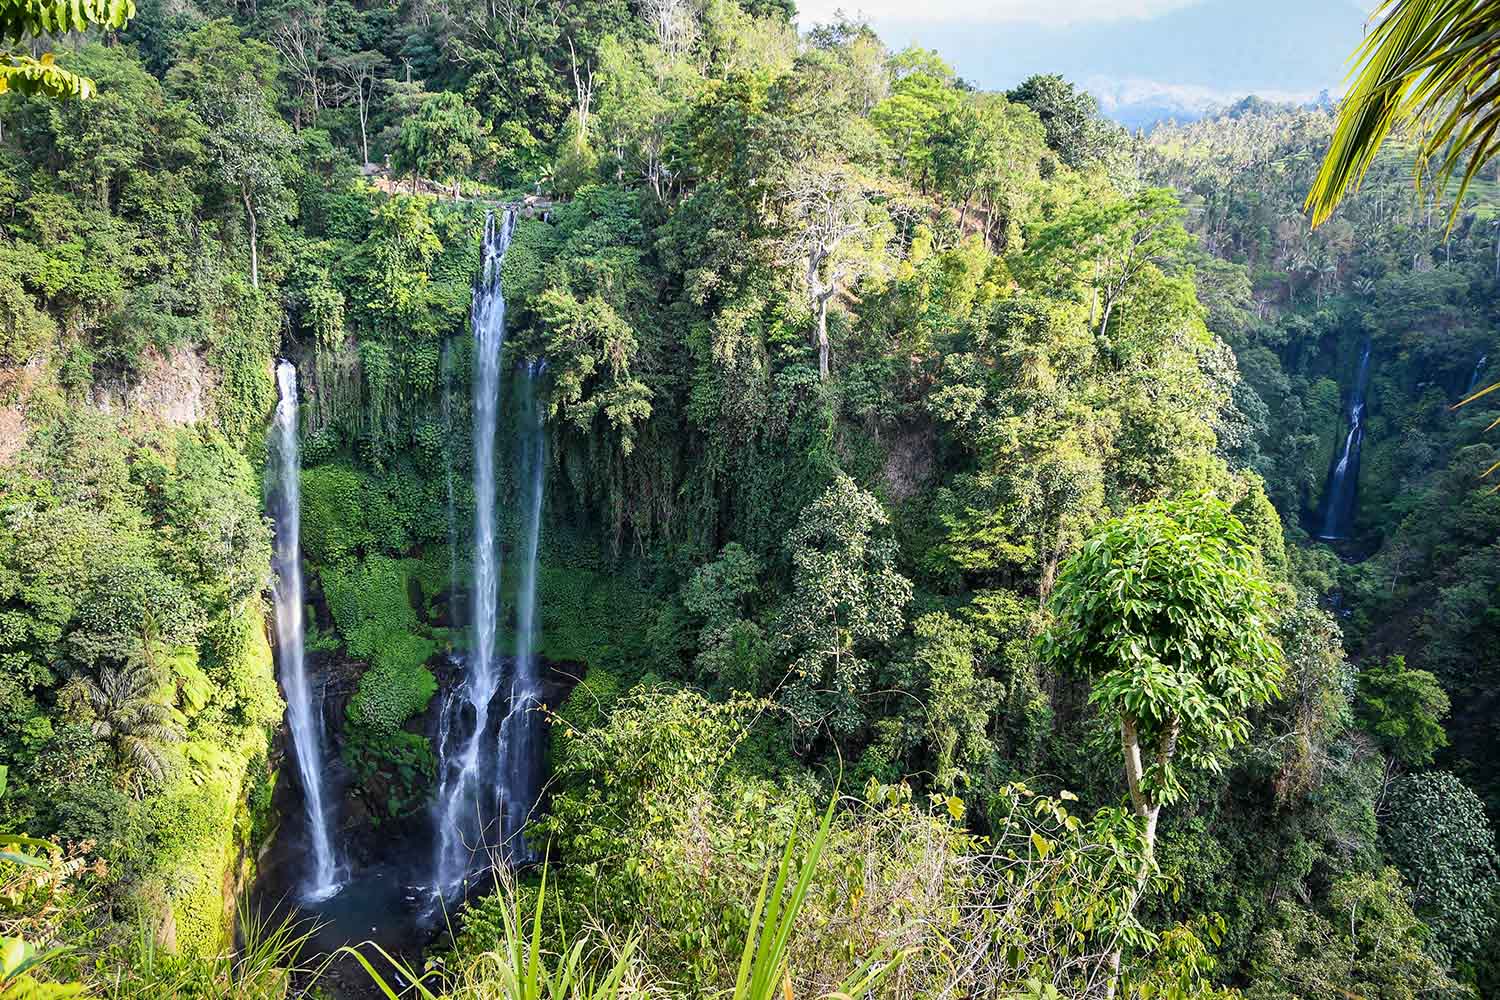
1314,340,1373,542
269,361,343,902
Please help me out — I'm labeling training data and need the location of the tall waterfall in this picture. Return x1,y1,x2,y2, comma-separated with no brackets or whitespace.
432,209,517,897
1317,340,1373,541
269,361,341,901
496,360,547,865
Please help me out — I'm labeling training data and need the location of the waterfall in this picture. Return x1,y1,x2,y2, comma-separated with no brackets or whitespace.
269,361,341,902
1465,353,1489,397
495,360,547,865
1317,340,1373,541
431,209,517,897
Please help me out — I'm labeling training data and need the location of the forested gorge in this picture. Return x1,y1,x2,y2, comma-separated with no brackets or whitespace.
1,2,1497,998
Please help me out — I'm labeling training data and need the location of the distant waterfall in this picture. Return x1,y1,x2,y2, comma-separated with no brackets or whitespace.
1465,353,1489,397
496,360,546,865
269,361,341,901
1317,340,1373,541
432,209,517,897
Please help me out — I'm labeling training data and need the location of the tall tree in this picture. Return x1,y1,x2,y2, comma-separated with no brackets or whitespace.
1006,72,1118,170
1045,495,1283,852
774,162,891,380
167,19,290,288
333,49,384,166
1043,495,1283,994
392,90,488,196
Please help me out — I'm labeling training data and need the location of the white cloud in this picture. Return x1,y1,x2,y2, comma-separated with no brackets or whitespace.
794,0,1204,27
1085,75,1326,115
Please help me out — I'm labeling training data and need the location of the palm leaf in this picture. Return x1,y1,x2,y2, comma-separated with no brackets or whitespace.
1306,0,1500,229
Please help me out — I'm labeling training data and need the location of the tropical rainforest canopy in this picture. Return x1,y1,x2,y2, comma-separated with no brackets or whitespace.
1,1,1498,998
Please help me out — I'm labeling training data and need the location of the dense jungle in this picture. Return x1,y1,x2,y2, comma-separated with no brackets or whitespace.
2,0,1498,998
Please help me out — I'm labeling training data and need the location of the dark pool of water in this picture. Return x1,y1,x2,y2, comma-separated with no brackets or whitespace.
254,862,444,999
302,863,433,956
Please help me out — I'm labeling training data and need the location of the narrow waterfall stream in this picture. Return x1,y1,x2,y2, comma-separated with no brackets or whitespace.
432,209,518,899
1317,340,1373,541
496,359,547,865
1465,353,1489,397
269,360,342,901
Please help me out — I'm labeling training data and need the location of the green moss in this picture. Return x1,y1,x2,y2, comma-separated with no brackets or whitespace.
142,740,256,954
321,555,424,660
530,562,658,678
347,635,438,733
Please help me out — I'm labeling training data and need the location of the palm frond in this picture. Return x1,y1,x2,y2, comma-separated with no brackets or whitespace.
1306,0,1500,228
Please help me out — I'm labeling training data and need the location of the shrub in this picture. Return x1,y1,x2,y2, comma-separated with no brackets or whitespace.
347,635,438,733
321,556,423,660
1383,771,1499,964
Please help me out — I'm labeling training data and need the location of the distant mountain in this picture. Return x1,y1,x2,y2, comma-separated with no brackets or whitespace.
1088,78,1334,132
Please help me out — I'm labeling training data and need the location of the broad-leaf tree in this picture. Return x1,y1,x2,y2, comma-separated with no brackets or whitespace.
773,161,892,380
1044,494,1284,853
392,90,488,196
776,475,912,738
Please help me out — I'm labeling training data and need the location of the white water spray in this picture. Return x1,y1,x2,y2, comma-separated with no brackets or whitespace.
270,361,341,901
432,209,517,896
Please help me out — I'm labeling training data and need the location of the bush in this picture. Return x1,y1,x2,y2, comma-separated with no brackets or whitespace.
301,465,376,565
341,727,434,823
347,635,438,733
321,556,424,660
1383,771,1499,964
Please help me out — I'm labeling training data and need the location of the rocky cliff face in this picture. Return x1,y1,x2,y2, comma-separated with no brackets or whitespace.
86,344,218,426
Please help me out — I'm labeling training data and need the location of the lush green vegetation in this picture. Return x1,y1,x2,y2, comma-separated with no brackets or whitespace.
2,2,1498,999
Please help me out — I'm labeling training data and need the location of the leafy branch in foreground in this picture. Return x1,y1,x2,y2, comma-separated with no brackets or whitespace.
0,0,136,98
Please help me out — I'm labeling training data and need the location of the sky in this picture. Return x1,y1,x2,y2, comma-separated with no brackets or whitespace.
793,0,1376,125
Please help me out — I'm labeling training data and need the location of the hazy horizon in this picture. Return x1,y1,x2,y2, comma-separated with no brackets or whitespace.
796,0,1374,125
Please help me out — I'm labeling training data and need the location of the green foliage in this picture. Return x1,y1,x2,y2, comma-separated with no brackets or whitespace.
1005,73,1121,170
321,555,423,659
0,0,136,99
907,610,1003,792
357,866,640,1000
392,91,488,190
300,465,408,565
1382,771,1500,965
1044,495,1284,810
8,5,1499,995
1246,868,1465,1000
341,727,433,824
775,475,912,739
347,636,438,733
1356,655,1450,766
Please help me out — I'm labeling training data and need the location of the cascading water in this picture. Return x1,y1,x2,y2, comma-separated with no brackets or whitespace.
431,209,517,898
1317,340,1373,541
269,361,342,901
1465,353,1489,397
495,360,547,865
